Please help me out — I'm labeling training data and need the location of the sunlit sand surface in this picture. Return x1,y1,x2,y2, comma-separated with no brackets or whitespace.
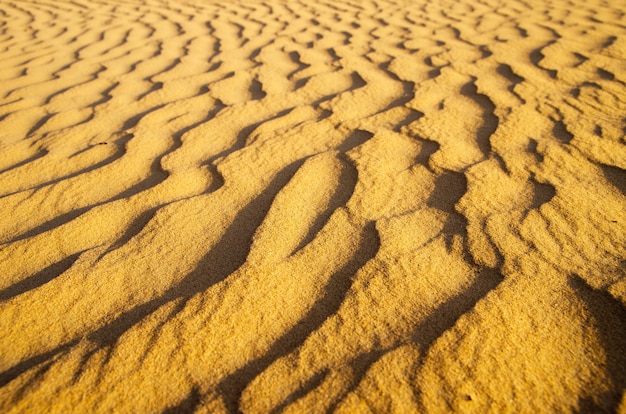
0,0,625,412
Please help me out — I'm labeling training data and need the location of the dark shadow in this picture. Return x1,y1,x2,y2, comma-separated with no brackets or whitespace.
44,66,105,104
594,125,603,137
409,267,505,408
25,133,133,187
137,81,164,101
552,120,573,143
597,68,615,81
581,81,601,90
0,340,78,387
150,58,182,82
496,63,524,92
122,103,167,130
349,71,366,90
202,162,225,193
460,79,498,158
348,349,387,388
292,155,358,253
599,164,626,196
162,387,201,414
0,111,15,124
529,175,556,209
527,138,544,162
208,108,292,163
88,82,119,108
248,78,266,100
293,77,308,90
206,98,226,120
109,173,167,202
414,138,439,167
479,45,492,59
427,66,442,79
204,22,221,57
7,207,91,244
103,207,159,255
427,169,467,212
286,51,309,80
413,267,504,350
6,171,167,246
337,129,373,153
311,93,337,109
440,212,469,253
573,52,588,67
269,370,329,414
231,22,244,40
601,35,617,49
377,62,415,112
0,150,48,176
25,112,55,138
393,109,423,133
427,170,479,257
317,109,332,121
327,48,340,62
424,56,447,79
9,355,57,403
0,252,81,302
529,41,557,78
218,222,380,413
248,46,262,61
569,275,626,412
325,349,388,413
528,41,546,63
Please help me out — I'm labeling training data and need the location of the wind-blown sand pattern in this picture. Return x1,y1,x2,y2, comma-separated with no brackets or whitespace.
0,0,625,411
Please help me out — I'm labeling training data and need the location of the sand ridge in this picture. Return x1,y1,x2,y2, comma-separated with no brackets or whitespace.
0,0,625,412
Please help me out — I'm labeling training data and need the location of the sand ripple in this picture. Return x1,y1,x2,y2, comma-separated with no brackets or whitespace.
0,0,625,412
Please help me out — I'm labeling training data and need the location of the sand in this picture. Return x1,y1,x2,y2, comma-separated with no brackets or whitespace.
0,0,624,412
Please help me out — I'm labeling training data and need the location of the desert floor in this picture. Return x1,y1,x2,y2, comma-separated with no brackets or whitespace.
0,0,625,412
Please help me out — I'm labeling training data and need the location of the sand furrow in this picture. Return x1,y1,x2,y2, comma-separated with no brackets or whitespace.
0,0,625,412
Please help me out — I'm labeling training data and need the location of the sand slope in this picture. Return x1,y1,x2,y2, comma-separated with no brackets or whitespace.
0,0,625,412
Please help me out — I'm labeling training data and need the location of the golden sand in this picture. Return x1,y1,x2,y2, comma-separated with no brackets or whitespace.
0,0,624,412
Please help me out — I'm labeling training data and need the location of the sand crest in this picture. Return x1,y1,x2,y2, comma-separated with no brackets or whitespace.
0,0,625,412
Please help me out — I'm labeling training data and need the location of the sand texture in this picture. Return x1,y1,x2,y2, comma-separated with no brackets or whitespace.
0,0,625,412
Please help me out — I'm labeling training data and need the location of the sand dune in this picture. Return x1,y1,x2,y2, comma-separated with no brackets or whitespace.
0,0,625,412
